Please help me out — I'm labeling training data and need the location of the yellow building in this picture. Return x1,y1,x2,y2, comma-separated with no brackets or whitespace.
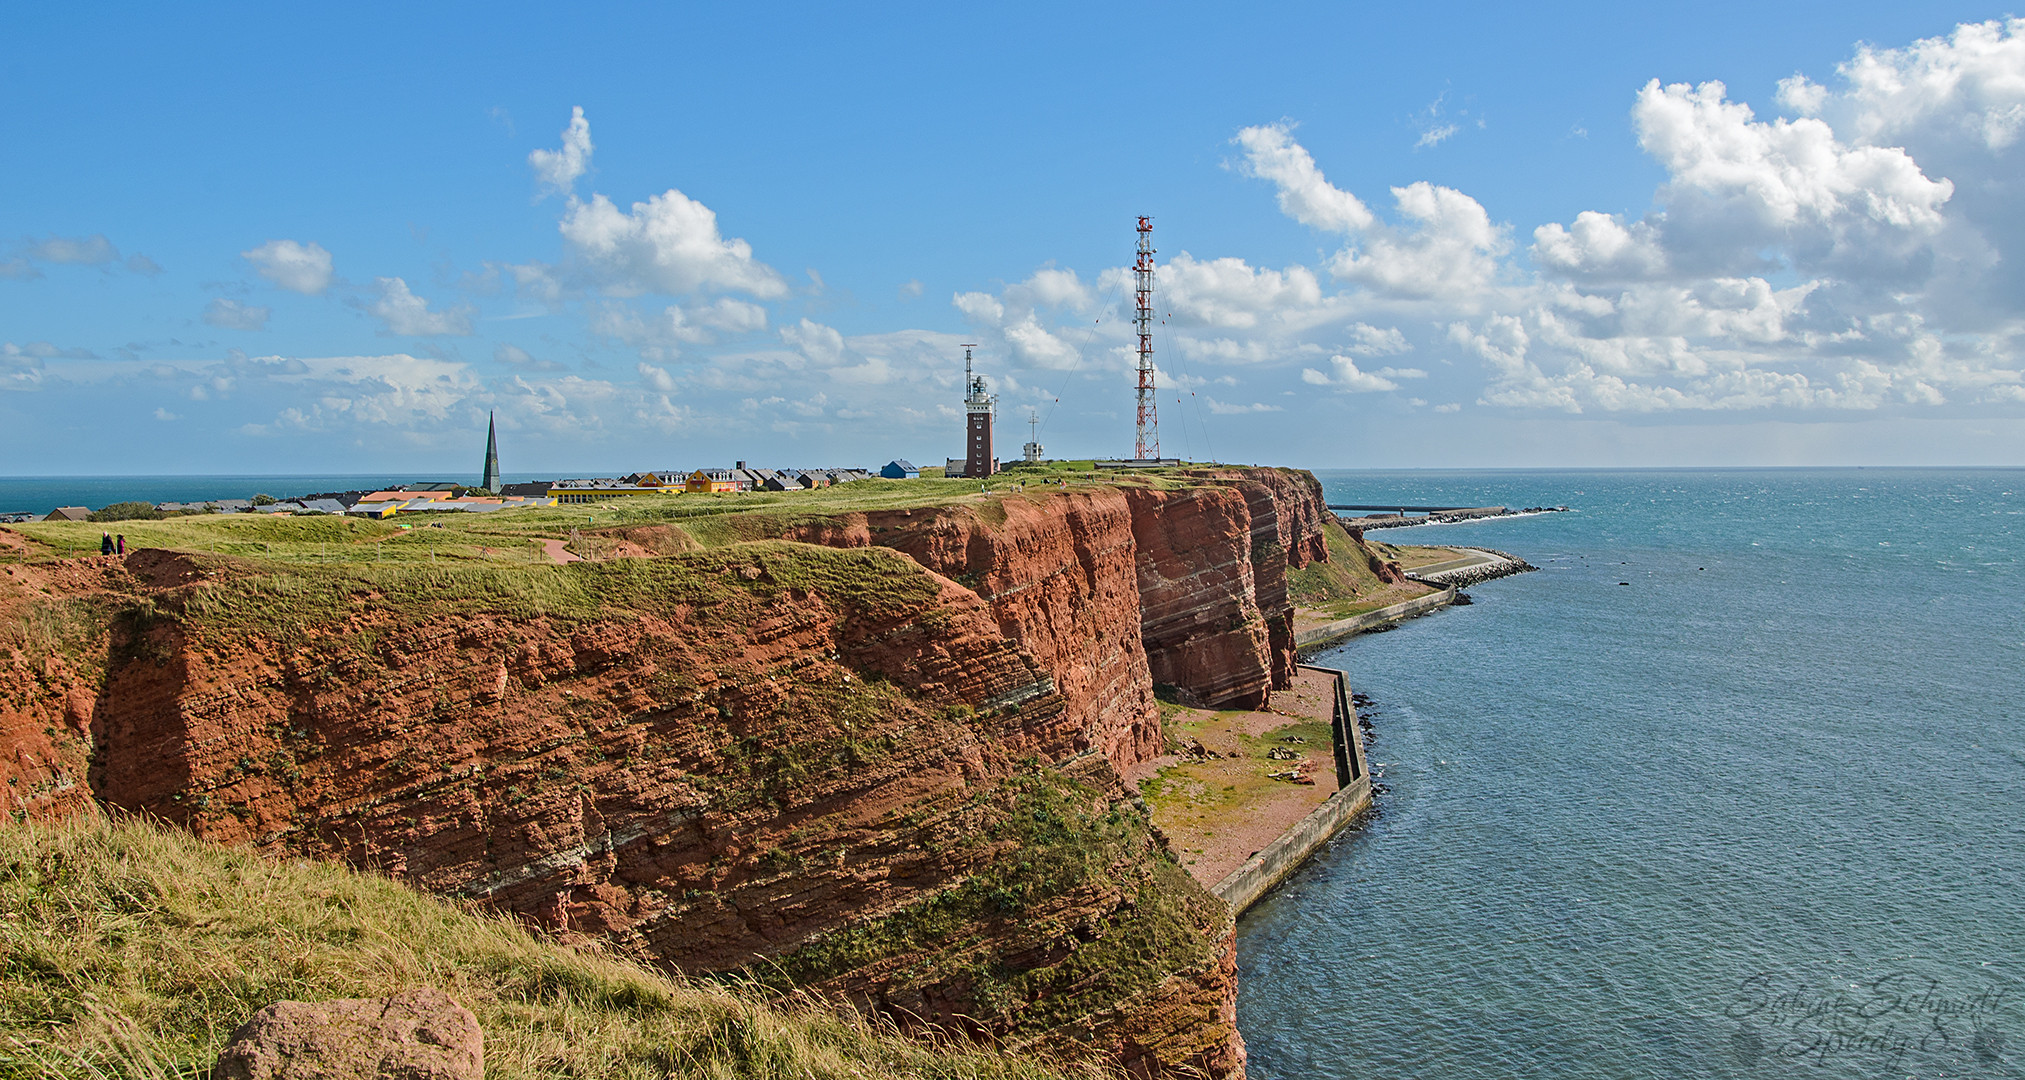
685,469,737,493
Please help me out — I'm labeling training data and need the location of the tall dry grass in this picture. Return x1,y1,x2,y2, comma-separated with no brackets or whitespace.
0,813,1102,1080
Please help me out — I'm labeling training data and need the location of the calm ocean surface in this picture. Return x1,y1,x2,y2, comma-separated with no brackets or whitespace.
1240,469,2024,1079
0,475,551,516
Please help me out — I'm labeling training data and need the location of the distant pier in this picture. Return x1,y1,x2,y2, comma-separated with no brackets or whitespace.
1332,504,1568,529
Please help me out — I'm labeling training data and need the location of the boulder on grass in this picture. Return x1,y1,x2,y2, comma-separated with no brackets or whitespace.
211,986,482,1080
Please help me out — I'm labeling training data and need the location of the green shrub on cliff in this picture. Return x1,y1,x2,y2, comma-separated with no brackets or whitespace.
0,813,1100,1080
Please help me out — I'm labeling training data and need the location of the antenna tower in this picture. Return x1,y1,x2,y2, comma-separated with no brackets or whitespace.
1134,216,1158,460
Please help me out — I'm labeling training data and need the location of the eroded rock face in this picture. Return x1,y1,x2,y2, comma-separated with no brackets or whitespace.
4,469,1341,1079
0,555,150,822
95,548,1066,965
84,543,1241,1076
793,489,1163,770
1124,485,1275,710
1205,469,1332,694
212,986,481,1080
787,469,1335,763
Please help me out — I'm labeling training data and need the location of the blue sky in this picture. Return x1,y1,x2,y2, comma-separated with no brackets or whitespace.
4,2,2022,475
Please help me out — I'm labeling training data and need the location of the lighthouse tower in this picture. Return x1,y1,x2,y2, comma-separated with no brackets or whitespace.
961,346,997,479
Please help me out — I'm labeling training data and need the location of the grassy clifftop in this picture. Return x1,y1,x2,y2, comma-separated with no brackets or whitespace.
1286,518,1436,619
0,464,1313,570
0,814,1098,1080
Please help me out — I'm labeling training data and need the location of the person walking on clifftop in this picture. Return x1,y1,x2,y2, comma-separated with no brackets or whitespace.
100,532,113,556
115,534,125,556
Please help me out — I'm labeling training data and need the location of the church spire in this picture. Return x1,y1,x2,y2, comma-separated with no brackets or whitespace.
480,411,500,492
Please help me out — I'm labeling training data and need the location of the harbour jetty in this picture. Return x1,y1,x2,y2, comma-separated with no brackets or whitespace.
1405,546,1537,587
1334,503,1568,529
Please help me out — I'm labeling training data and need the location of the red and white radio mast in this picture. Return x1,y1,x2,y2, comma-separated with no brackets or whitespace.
1133,215,1158,460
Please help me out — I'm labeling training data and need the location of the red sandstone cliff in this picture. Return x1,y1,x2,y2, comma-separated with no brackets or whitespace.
790,489,1165,770
64,543,1243,1076
0,468,1341,1079
785,467,1334,761
0,554,136,822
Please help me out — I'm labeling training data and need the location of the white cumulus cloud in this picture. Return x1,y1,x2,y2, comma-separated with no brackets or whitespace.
1237,124,1509,298
1301,355,1405,392
559,190,788,298
1234,123,1375,233
243,240,334,295
368,277,472,336
529,106,594,197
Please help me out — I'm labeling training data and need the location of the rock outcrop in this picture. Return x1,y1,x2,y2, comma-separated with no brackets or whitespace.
787,468,1334,760
212,987,483,1080
79,543,1240,1075
0,556,133,822
0,467,1343,1080
791,488,1164,770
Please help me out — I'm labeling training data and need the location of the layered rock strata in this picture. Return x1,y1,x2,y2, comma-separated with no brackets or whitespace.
788,468,1333,758
0,467,1341,1079
73,543,1245,1076
789,489,1163,770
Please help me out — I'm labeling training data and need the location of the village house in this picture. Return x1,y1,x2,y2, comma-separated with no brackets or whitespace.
548,475,675,504
684,469,740,494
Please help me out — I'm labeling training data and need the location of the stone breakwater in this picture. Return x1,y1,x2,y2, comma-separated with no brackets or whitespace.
1,466,1347,1080
1408,547,1538,588
1354,506,1569,531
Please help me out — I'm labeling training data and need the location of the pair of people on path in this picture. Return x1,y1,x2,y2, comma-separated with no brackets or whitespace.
99,532,125,556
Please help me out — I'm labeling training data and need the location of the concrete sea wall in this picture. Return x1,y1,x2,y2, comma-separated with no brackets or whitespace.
1211,664,1371,916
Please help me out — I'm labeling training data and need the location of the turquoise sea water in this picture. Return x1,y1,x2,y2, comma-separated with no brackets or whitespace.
1239,470,2024,1079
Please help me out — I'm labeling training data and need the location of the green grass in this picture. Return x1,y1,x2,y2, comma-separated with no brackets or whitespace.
1287,520,1438,619
0,813,1101,1080
4,481,1001,568
150,541,947,647
3,464,1301,573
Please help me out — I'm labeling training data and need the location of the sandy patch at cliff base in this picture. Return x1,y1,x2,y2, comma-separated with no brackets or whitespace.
1131,667,1342,889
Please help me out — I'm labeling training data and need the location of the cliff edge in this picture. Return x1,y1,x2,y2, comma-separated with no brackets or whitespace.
1,465,1351,1079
